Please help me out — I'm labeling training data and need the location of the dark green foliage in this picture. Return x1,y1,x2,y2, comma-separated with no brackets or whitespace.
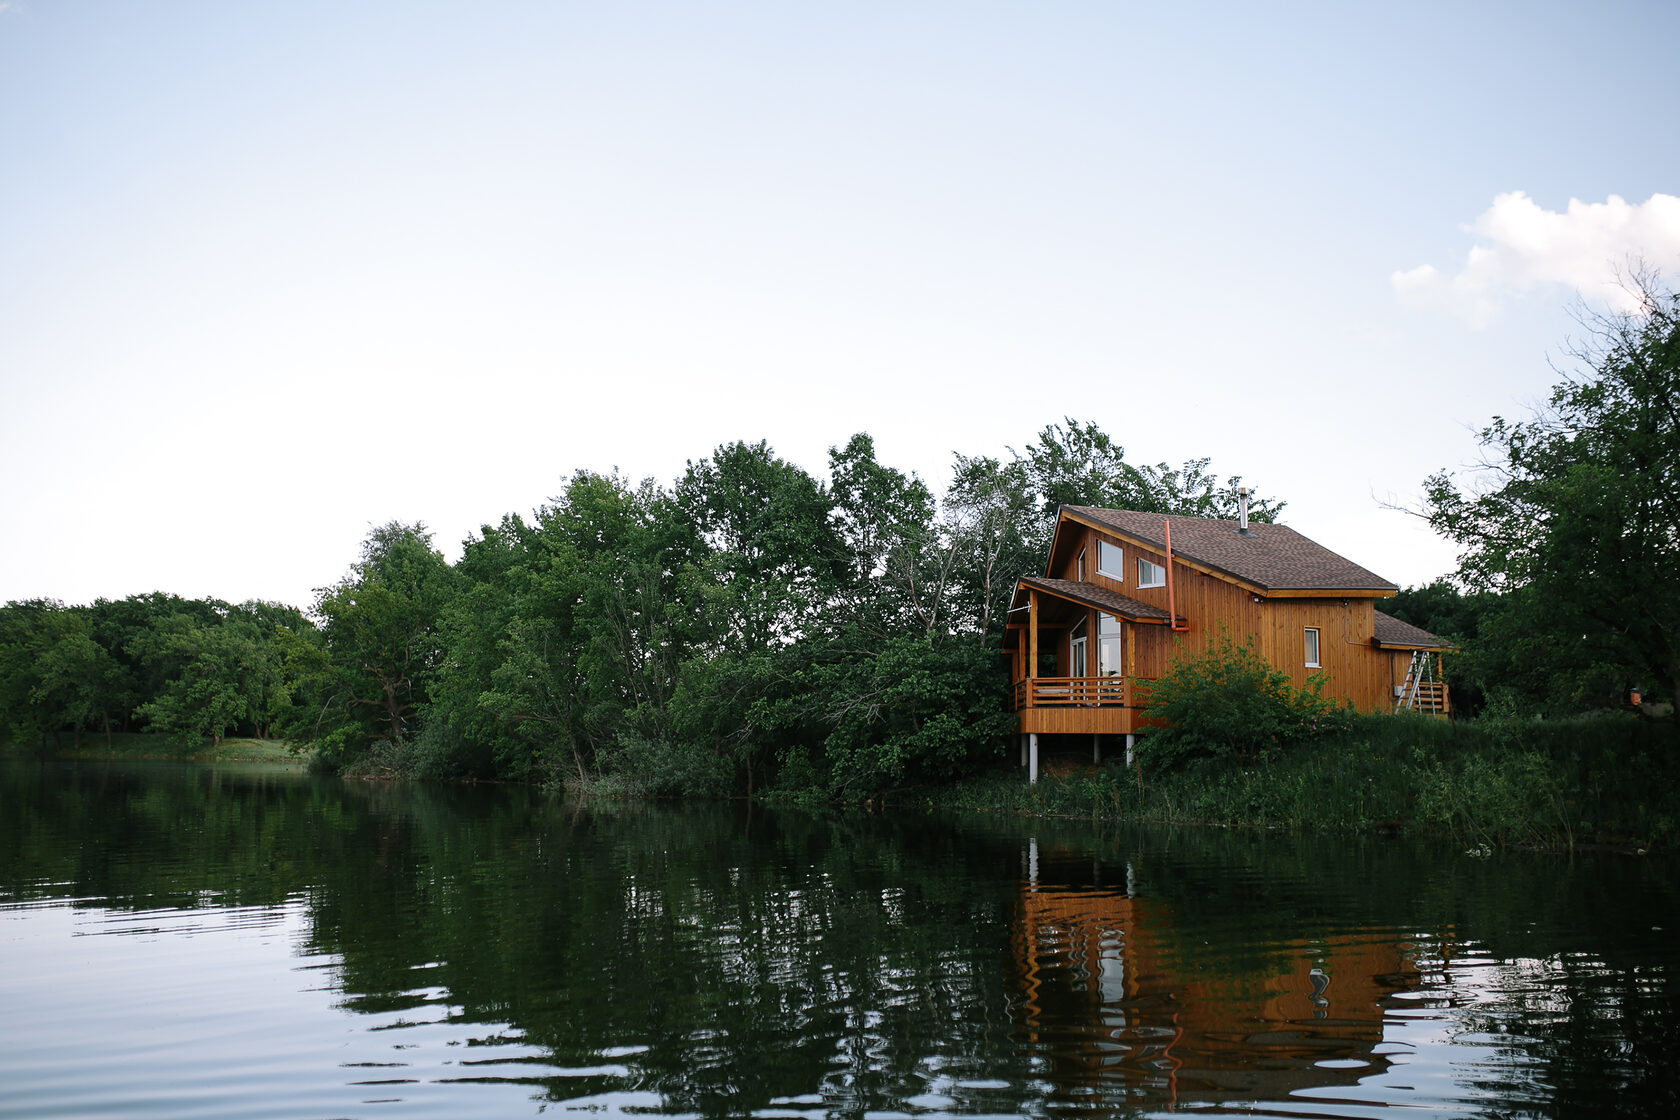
1015,418,1284,555
6,420,1287,802
1423,274,1680,716
296,522,459,769
941,713,1677,851
0,594,314,751
1138,628,1352,772
811,635,1015,797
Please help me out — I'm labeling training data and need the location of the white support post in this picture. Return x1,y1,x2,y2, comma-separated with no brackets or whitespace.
1029,733,1039,784
1125,733,1135,767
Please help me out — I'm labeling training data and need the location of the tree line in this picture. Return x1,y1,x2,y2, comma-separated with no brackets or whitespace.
0,423,1276,794
5,276,1676,789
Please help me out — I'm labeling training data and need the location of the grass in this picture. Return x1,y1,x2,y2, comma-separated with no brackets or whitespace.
923,713,1679,853
4,731,307,765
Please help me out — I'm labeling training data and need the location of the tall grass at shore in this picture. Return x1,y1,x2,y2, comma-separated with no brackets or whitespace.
934,714,1677,851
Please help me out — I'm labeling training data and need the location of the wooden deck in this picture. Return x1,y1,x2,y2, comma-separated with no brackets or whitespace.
1396,680,1450,715
1010,676,1156,736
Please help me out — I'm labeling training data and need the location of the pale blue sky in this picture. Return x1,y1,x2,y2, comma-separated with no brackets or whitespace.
4,1,1678,608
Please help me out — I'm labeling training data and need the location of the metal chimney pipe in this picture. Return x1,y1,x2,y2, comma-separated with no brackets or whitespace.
1237,487,1251,533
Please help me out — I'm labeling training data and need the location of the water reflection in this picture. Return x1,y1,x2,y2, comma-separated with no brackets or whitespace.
1005,839,1438,1109
2,757,1678,1119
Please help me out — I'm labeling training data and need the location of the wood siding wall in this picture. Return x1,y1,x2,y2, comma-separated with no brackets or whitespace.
1051,523,1403,713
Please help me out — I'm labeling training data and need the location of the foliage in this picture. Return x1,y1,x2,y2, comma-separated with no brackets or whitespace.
6,419,1291,799
1139,628,1352,772
676,440,848,653
810,634,1015,797
0,595,311,751
1013,417,1284,554
937,712,1677,851
1423,272,1680,715
298,522,459,768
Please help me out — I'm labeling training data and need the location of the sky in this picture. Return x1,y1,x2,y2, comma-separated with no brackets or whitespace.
4,1,1679,610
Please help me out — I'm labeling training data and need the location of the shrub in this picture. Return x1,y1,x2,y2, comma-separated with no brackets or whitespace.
1138,628,1352,773
603,733,734,799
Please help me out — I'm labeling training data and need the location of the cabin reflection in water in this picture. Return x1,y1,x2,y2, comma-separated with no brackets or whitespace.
1005,841,1429,1107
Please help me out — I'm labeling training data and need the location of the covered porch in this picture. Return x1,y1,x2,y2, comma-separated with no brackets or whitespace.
1003,577,1173,780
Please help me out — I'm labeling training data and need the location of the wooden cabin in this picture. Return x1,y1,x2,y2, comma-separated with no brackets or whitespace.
1004,504,1452,777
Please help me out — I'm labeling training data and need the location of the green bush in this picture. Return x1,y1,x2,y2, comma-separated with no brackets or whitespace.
603,733,735,799
1138,628,1352,773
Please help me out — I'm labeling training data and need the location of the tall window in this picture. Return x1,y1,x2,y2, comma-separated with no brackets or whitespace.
1097,540,1124,580
1304,627,1321,668
1097,612,1122,676
1136,557,1166,588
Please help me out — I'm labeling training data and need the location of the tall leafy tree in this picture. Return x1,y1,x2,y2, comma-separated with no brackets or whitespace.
827,433,949,637
1015,418,1283,553
0,601,127,748
1423,274,1680,713
133,613,272,747
305,522,457,760
942,453,1037,639
677,440,848,652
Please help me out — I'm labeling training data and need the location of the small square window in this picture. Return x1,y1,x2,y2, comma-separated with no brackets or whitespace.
1097,540,1124,580
1304,628,1321,668
1137,557,1165,588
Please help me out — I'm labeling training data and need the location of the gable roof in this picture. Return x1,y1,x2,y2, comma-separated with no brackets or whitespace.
1372,611,1455,650
1060,506,1399,595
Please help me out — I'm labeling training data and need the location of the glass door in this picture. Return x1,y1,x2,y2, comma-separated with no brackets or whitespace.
1069,616,1088,679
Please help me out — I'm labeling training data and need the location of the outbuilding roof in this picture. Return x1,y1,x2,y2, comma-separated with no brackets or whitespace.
1372,611,1455,650
1061,506,1400,594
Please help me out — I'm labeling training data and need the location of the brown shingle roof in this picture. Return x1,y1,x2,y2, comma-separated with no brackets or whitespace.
1373,611,1455,650
1064,506,1399,594
1013,576,1173,622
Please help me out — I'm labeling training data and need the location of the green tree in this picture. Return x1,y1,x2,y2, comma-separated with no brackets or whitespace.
1423,273,1680,713
813,634,1014,796
305,522,458,763
0,600,126,748
133,614,272,747
827,433,948,637
676,440,848,653
433,472,704,783
1014,418,1284,553
942,453,1037,639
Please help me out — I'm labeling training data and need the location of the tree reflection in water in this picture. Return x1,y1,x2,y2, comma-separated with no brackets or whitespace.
2,759,1677,1118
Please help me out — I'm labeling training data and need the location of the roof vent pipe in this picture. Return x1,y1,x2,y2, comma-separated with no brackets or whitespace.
1237,487,1252,534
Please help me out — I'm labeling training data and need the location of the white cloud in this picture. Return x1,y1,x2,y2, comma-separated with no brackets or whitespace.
1394,191,1680,323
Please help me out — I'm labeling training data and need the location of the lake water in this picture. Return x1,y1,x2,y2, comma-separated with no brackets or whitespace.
2,757,1676,1119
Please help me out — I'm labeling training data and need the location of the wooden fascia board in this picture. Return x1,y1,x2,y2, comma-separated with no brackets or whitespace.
1374,640,1458,652
1264,588,1401,600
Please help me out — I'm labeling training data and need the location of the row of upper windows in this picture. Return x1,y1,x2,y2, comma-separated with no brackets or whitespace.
1077,539,1166,589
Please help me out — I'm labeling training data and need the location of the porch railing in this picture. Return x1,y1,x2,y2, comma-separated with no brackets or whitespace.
1010,675,1155,711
